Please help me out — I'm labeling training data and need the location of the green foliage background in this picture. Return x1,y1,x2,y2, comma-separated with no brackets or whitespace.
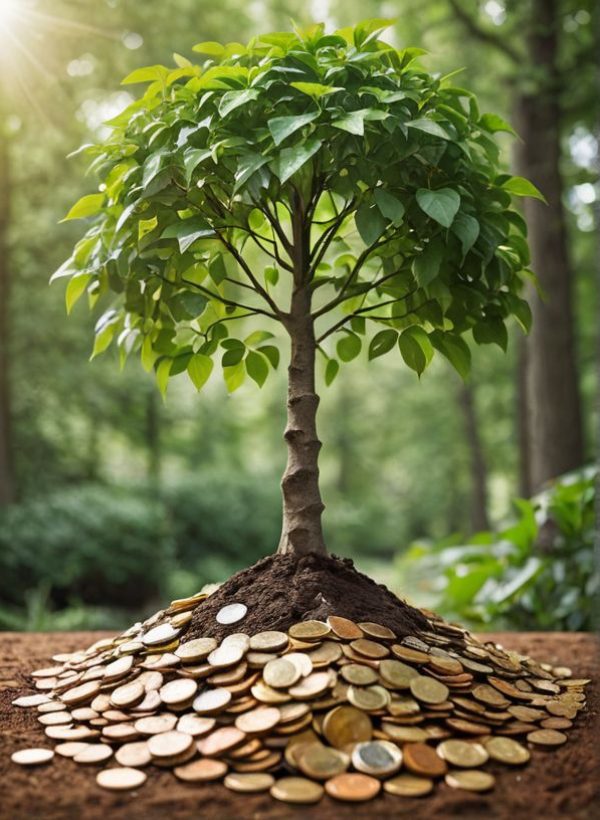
0,0,596,630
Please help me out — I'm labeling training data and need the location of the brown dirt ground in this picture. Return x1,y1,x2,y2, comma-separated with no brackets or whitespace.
1,630,598,820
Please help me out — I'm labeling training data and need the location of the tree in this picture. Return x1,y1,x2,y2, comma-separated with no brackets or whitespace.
0,107,14,506
54,20,539,558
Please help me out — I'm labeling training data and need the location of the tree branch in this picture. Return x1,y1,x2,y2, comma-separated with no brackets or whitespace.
308,198,356,276
446,0,521,63
316,290,428,343
154,271,278,320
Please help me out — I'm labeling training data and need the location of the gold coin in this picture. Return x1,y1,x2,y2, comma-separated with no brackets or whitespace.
381,723,428,743
96,767,147,790
347,684,390,712
323,705,372,749
175,638,217,662
437,739,489,767
176,714,216,737
358,622,395,640
207,645,245,669
249,631,289,652
224,772,275,793
350,639,389,659
134,715,178,735
485,736,530,764
289,621,331,641
251,682,291,704
62,681,101,706
263,658,301,689
216,603,248,625
472,684,510,708
297,743,350,780
307,641,343,666
278,702,311,724
232,750,281,772
73,744,114,765
110,681,145,709
193,688,232,714
284,652,313,678
325,772,381,802
11,748,55,766
142,623,181,647
147,730,194,759
391,644,429,664
546,702,577,719
159,678,198,706
445,769,495,792
340,664,378,686
270,776,324,804
388,695,421,716
200,726,246,757
54,742,91,758
115,742,152,768
174,758,228,781
429,656,464,675
289,672,331,699
380,659,420,689
403,742,447,777
327,615,364,640
526,729,568,747
410,675,449,705
540,717,572,730
446,718,491,736
507,705,546,722
352,740,402,777
235,706,281,734
384,773,434,797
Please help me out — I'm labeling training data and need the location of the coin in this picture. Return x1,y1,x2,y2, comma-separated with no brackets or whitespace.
271,776,324,804
380,659,420,689
307,641,343,666
381,724,428,743
347,685,390,712
446,718,491,736
284,653,313,678
526,729,567,747
193,688,232,715
340,663,378,686
38,711,72,726
175,638,217,662
289,672,331,699
437,739,489,767
410,676,449,705
174,758,228,781
403,743,447,777
135,715,178,735
507,705,546,722
323,705,372,749
384,773,434,796
289,620,331,640
142,623,181,647
13,694,52,708
11,748,55,766
103,656,134,680
350,639,389,659
235,706,281,734
224,772,275,793
297,743,350,780
445,769,495,792
358,622,395,640
216,604,248,625
352,741,402,777
540,717,573,730
325,772,381,802
62,681,101,706
200,726,246,757
147,730,194,759
159,678,198,706
263,658,301,689
249,631,289,652
485,736,530,764
327,616,363,640
96,767,147,790
207,645,245,669
110,682,145,709
73,744,114,764
176,714,216,737
391,645,429,664
55,742,91,758
115,742,152,767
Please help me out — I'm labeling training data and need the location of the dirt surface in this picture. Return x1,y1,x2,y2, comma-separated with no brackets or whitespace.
187,553,429,641
1,630,598,819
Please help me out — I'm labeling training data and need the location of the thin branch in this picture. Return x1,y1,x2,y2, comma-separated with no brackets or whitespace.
259,201,293,254
199,311,258,340
309,199,356,275
316,291,428,343
154,271,278,320
446,0,520,63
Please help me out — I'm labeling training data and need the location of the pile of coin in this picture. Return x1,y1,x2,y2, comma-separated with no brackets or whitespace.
11,590,589,804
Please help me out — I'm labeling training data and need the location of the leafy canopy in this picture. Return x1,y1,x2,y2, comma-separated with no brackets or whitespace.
54,19,541,394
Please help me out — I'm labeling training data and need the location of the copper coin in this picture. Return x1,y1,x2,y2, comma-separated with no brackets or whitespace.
176,714,216,737
96,767,147,790
391,645,429,664
174,758,228,781
540,717,572,730
403,742,447,777
289,672,331,699
200,726,246,757
327,616,364,640
410,675,449,705
358,622,395,640
350,639,389,659
270,776,324,804
325,772,381,802
380,659,419,688
323,705,372,749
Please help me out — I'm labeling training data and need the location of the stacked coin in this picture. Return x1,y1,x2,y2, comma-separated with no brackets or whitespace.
11,594,589,804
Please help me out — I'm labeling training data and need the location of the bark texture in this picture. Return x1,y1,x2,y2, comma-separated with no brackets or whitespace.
513,0,584,491
0,126,14,506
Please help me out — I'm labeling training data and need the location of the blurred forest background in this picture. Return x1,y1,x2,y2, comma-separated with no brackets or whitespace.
0,0,597,631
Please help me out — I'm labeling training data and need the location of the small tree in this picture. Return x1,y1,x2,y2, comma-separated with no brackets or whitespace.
54,20,541,559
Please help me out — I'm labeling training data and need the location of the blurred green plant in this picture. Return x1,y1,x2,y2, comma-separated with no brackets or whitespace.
396,467,598,630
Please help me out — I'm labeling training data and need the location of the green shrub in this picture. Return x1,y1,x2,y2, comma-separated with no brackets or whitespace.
396,467,598,630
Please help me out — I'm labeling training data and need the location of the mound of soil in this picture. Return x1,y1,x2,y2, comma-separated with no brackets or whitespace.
187,552,430,641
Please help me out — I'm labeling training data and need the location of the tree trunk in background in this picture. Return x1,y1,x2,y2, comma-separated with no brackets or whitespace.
513,0,584,491
0,127,14,507
516,337,532,498
146,389,161,485
457,382,490,532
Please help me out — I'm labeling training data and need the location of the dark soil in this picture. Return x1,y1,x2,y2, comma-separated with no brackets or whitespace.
186,552,430,641
1,631,598,819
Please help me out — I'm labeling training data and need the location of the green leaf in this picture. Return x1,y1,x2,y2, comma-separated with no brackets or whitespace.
374,189,405,227
234,153,270,193
258,345,280,369
325,358,339,385
398,326,433,376
451,213,480,258
183,148,211,184
368,329,398,360
219,88,259,117
141,336,157,373
501,176,547,203
479,113,517,136
412,237,443,287
65,273,91,314
290,82,341,98
223,361,245,392
245,350,269,387
192,41,225,56
121,65,169,85
90,321,117,360
431,332,471,379
332,110,367,136
208,255,227,286
407,119,450,140
161,218,214,252
222,346,245,367
416,188,460,228
61,193,105,222
244,330,275,346
512,298,532,334
155,357,172,398
337,333,362,362
268,112,319,147
264,266,279,287
276,138,321,184
187,353,213,390
473,317,508,351
355,203,386,246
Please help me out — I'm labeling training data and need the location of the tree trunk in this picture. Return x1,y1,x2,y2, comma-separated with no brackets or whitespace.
516,336,532,498
513,0,584,491
0,123,14,507
277,283,326,555
457,381,490,532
